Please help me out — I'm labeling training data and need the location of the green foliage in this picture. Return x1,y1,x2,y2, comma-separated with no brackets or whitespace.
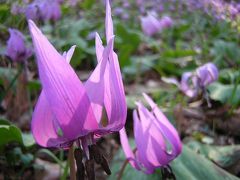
187,141,240,168
208,82,240,105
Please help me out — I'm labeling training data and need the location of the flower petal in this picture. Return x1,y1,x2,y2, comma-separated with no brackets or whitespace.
95,32,104,63
133,109,155,174
180,72,199,98
63,45,76,63
101,51,127,131
85,37,114,123
105,0,114,42
119,128,140,170
32,91,68,147
143,93,182,157
29,20,98,140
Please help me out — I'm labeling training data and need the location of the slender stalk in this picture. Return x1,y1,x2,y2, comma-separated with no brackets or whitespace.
117,159,129,180
68,145,76,180
117,148,137,180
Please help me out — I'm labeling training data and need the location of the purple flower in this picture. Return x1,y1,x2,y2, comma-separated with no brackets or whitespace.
141,13,161,36
25,2,39,21
141,13,174,36
25,0,61,21
6,29,32,62
39,0,61,21
180,63,218,98
159,16,174,29
29,0,126,150
180,72,199,98
120,93,182,174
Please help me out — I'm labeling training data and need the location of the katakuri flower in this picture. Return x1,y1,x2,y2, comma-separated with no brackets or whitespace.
25,0,61,21
120,93,182,174
6,29,32,62
141,12,174,36
180,63,218,98
29,0,126,150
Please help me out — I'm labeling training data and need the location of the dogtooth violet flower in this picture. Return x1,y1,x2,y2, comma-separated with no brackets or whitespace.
141,12,174,36
180,63,218,98
25,0,61,21
6,29,32,62
120,93,182,174
29,0,126,153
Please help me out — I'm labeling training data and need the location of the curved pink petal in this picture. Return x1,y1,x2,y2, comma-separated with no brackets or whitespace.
95,32,104,63
143,93,182,157
119,128,140,170
136,102,173,166
64,45,76,63
32,91,68,147
136,103,172,166
29,20,98,140
101,51,127,131
105,0,113,43
133,110,155,173
85,37,114,123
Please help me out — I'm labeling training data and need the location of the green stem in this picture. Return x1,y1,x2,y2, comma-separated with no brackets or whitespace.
69,145,76,180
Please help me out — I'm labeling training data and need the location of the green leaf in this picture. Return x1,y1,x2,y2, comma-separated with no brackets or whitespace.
22,133,35,148
187,141,240,168
208,82,240,105
172,146,239,180
0,124,23,151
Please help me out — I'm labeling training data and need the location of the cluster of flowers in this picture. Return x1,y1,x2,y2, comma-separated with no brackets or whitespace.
11,0,62,21
182,0,240,21
6,0,182,176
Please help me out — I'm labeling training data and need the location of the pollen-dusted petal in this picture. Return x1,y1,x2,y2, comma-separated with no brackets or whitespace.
32,91,68,147
105,0,114,43
119,128,140,170
29,20,98,140
85,37,114,123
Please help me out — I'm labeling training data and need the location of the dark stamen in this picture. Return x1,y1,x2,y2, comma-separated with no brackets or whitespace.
74,148,85,180
88,144,111,175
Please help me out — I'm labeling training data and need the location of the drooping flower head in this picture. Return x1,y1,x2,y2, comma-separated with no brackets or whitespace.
180,63,218,98
120,94,182,174
6,29,32,62
29,0,126,150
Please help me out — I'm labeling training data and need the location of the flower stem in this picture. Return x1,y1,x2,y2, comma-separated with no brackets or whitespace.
117,148,137,180
69,145,76,180
117,159,128,180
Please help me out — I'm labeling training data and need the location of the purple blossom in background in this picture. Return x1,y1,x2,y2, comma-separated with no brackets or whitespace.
120,93,182,174
25,0,61,21
160,16,173,28
180,63,218,98
29,0,126,152
39,0,61,21
11,3,25,15
6,29,32,62
141,13,174,36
